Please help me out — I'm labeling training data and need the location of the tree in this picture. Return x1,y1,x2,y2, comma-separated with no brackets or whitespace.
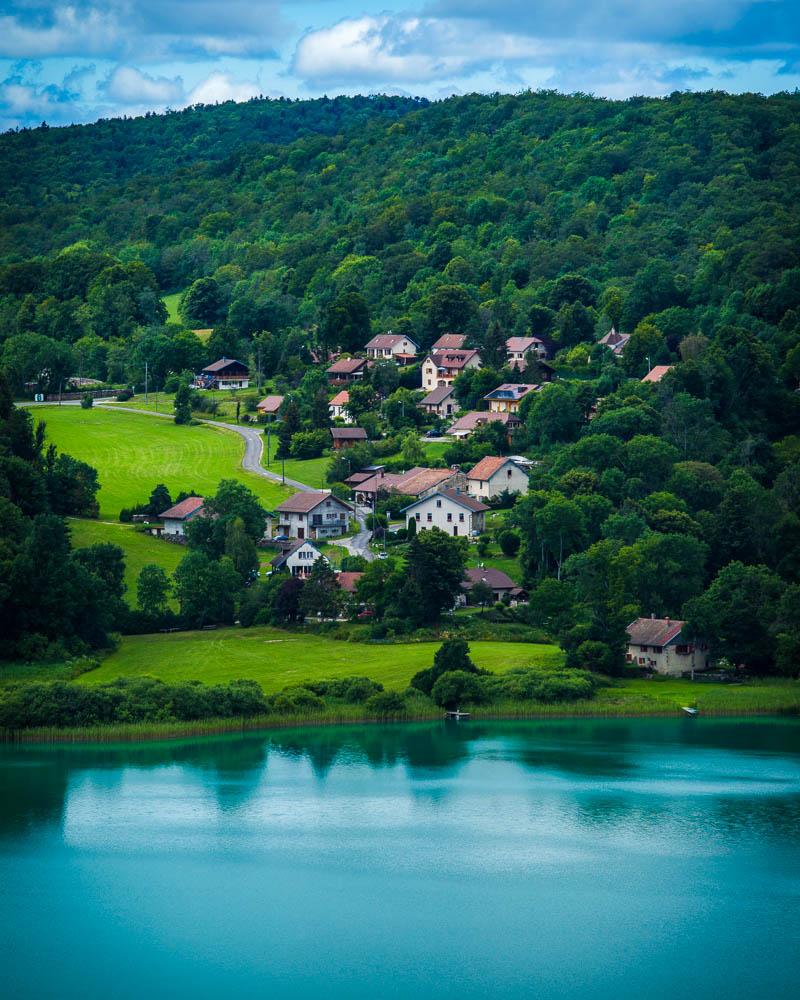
345,383,378,422
431,671,484,708
224,517,259,581
321,292,371,352
470,580,494,611
411,637,479,694
174,383,192,424
400,431,425,467
186,480,267,558
525,384,584,446
173,551,240,627
147,484,172,516
399,529,468,624
137,563,171,616
180,277,223,326
43,452,100,517
299,557,340,619
498,530,520,557
277,397,301,458
483,319,507,370
72,542,126,600
684,562,785,673
273,575,305,623
535,497,587,579
426,284,476,340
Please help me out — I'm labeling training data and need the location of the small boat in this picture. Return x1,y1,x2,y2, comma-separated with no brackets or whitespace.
681,706,698,716
445,709,471,720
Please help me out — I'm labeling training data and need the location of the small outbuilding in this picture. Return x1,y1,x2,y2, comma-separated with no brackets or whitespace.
159,496,205,537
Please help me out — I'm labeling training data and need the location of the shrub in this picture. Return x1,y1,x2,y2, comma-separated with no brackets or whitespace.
498,530,520,557
80,393,93,409
365,690,407,719
116,388,133,402
431,670,485,708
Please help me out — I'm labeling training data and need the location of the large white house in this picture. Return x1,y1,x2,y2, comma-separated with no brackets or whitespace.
466,456,529,501
270,540,328,578
506,337,547,367
403,488,488,537
274,491,353,540
626,617,710,676
364,333,419,362
421,349,481,391
159,496,205,537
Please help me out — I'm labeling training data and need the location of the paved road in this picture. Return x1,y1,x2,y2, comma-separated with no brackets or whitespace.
328,504,376,562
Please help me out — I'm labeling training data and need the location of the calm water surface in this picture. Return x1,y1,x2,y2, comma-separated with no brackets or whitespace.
1,718,799,999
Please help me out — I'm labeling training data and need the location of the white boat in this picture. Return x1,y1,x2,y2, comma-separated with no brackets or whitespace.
682,706,698,716
445,709,471,720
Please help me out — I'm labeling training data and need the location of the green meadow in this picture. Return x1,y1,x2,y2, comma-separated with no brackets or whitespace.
34,405,291,518
80,628,564,692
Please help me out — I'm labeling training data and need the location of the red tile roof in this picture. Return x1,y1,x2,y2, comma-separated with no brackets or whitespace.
330,427,367,440
506,337,543,353
462,567,517,591
431,334,467,350
627,617,685,647
329,390,350,406
641,365,674,384
427,348,480,370
447,410,515,434
336,571,364,594
365,334,418,350
327,358,367,375
159,496,205,520
420,385,455,406
275,491,352,514
467,456,514,481
256,394,284,413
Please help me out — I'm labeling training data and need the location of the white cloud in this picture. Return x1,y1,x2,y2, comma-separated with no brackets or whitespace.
103,66,183,105
185,71,261,105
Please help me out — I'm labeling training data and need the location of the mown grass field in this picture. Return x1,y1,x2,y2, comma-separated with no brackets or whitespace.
161,291,182,323
35,405,291,518
68,518,185,605
78,628,564,692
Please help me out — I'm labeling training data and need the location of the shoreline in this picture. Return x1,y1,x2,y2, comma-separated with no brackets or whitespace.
3,701,798,746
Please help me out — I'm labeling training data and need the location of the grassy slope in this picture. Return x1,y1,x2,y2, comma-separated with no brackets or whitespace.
79,628,564,692
35,405,291,518
162,292,182,323
68,518,184,605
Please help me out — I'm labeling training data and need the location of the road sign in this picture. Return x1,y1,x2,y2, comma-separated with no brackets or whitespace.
34,393,44,402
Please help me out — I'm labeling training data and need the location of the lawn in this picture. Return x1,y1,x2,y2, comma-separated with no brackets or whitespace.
466,548,521,581
79,628,564,692
267,451,331,489
161,291,182,323
35,405,291,519
68,518,185,606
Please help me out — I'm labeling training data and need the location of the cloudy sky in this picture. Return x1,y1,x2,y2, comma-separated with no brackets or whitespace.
0,1,798,130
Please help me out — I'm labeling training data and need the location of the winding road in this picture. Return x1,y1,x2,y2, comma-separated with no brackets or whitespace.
24,397,375,560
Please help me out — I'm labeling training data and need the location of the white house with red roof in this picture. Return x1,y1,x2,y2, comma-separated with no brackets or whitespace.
641,365,674,384
403,488,488,537
364,333,419,363
421,349,481,390
598,327,631,357
626,617,709,676
274,491,353,540
271,540,328,578
466,456,529,501
159,496,205,537
329,389,351,421
430,333,467,351
506,336,547,367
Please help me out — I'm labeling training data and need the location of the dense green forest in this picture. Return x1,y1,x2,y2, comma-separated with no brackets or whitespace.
0,90,799,676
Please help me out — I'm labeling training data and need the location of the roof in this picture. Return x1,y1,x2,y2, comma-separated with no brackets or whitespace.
329,390,350,406
159,496,205,521
641,365,674,384
419,385,455,406
336,571,364,594
275,491,353,514
271,540,323,569
462,567,517,591
327,358,367,375
365,334,418,350
427,349,480,370
403,487,488,514
598,327,630,347
626,617,685,647
396,467,453,495
467,456,523,481
447,410,513,434
202,357,249,373
483,383,538,401
330,427,367,440
431,334,467,350
506,337,543,353
256,394,284,413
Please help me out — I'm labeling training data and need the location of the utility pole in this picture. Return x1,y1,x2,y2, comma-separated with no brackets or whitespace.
144,360,149,404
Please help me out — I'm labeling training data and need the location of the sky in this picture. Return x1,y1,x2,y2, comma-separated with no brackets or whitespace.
0,1,798,131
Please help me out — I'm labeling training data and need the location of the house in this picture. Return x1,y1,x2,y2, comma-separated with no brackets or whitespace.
418,384,456,420
641,365,674,384
506,336,547,367
326,358,369,384
466,456,529,501
330,427,367,450
329,390,350,421
446,410,521,439
483,383,539,414
271,540,327,578
348,465,462,504
256,395,284,418
626,617,710,676
159,496,205,537
274,491,353,540
421,349,481,391
403,488,488,537
598,327,631,357
364,333,419,363
431,333,467,351
460,567,526,605
195,358,250,390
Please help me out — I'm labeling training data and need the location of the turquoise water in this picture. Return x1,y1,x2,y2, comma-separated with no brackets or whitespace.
1,719,799,999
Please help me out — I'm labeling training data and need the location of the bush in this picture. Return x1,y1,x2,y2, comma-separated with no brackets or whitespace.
290,429,329,459
116,388,133,402
306,676,383,702
431,670,485,708
365,690,407,719
271,686,325,714
80,393,93,409
498,530,520,557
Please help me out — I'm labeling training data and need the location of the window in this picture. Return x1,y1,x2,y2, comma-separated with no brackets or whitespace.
415,513,420,521
436,499,442,508
507,469,512,478
427,513,432,522
447,513,452,522
459,512,464,522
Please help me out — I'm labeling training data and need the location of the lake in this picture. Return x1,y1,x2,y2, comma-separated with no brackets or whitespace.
1,719,799,999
